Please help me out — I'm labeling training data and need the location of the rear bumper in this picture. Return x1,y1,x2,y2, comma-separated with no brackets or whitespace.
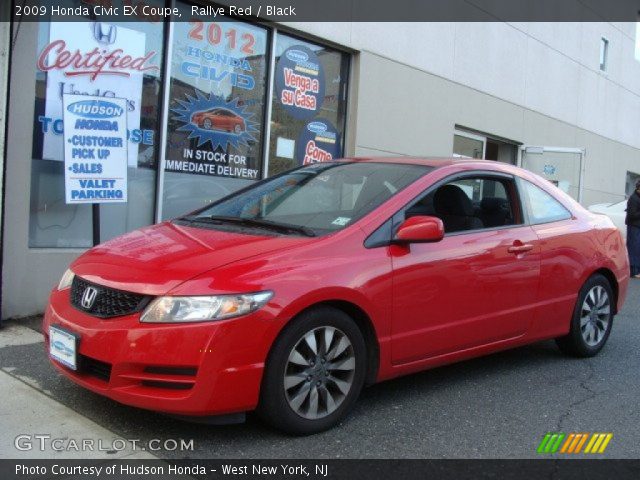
43,289,277,416
616,271,629,314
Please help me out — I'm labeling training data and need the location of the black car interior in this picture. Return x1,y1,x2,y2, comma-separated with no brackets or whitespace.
405,177,515,233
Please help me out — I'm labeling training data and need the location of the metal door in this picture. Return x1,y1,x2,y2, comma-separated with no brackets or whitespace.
519,146,585,202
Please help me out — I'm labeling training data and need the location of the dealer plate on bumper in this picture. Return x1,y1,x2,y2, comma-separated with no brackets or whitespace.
49,325,78,370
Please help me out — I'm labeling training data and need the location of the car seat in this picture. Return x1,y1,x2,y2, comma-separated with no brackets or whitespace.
480,197,510,227
433,184,484,232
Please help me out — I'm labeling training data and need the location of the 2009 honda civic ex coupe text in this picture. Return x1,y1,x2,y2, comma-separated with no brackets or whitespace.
44,158,629,434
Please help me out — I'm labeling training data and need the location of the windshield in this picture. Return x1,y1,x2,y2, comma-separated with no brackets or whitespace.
178,162,431,236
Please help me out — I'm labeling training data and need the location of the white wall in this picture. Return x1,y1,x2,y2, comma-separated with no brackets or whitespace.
341,49,638,207
2,22,82,319
285,22,640,151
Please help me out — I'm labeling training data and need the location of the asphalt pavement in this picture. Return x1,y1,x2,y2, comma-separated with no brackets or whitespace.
1,281,639,459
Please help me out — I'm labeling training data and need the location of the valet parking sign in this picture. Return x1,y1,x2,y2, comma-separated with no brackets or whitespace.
63,94,128,204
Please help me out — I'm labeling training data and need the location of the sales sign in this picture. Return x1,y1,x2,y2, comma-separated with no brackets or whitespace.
63,94,128,204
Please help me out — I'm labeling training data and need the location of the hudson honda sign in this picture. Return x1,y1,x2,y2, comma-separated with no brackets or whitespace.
63,95,129,204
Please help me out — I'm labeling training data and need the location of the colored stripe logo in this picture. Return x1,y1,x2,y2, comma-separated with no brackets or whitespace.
537,433,612,454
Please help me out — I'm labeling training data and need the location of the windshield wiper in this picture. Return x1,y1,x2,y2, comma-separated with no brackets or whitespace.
183,215,317,237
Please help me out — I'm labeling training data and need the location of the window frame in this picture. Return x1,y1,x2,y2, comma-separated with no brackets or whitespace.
516,177,574,226
453,129,486,159
600,36,609,72
365,170,528,248
155,11,353,221
28,17,169,248
635,22,640,62
27,9,354,246
263,28,352,179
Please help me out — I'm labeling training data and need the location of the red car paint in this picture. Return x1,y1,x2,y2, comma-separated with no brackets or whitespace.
43,159,629,417
191,108,245,133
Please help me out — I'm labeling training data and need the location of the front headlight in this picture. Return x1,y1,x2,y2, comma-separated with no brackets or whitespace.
140,291,273,323
58,269,75,290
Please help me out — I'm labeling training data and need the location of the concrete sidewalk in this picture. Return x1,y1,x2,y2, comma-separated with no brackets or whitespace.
0,322,156,460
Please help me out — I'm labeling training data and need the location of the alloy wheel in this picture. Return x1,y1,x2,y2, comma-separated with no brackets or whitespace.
283,326,356,420
580,285,611,346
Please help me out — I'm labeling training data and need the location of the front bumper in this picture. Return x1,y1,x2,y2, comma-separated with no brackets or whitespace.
43,288,278,416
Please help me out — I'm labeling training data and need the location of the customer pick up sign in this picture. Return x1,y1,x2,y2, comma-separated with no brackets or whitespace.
63,94,128,204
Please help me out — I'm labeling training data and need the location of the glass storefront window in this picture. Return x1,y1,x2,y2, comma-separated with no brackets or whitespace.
25,9,351,243
267,33,349,176
29,5,166,246
162,2,269,220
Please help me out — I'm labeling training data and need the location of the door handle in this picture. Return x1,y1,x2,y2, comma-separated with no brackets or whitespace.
508,242,534,254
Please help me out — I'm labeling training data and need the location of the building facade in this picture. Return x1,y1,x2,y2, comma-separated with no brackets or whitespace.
0,9,10,321
2,10,640,318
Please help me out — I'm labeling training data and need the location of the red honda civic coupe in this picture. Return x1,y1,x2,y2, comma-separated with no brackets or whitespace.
44,158,629,434
190,108,245,134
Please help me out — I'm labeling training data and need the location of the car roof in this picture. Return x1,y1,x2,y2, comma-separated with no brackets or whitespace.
340,156,586,215
343,156,508,169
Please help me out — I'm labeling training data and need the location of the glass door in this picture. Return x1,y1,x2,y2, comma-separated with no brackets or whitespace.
519,146,585,202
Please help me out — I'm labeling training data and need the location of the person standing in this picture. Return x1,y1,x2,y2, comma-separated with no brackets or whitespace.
626,179,640,278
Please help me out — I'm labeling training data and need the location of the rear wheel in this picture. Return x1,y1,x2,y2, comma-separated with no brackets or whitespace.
203,118,212,129
556,274,614,357
258,306,366,435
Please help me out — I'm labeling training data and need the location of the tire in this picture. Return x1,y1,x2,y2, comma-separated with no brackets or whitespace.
203,119,212,129
258,306,367,435
556,274,614,357
234,124,242,134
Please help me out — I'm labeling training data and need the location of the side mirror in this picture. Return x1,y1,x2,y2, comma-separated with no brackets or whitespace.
394,216,444,244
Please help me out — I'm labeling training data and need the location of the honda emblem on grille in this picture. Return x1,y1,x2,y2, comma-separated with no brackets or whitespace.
81,286,98,309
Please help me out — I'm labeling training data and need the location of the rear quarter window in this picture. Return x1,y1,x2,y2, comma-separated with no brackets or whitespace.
521,180,572,225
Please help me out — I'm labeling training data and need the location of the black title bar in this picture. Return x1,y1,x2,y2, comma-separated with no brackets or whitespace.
5,0,640,22
3,459,640,480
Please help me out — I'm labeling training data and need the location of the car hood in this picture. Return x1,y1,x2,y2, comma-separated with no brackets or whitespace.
70,221,313,296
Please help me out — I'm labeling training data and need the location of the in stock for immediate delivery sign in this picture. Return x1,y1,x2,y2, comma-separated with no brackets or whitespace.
63,94,128,204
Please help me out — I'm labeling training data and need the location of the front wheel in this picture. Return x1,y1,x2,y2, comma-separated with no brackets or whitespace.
556,274,614,357
258,306,367,435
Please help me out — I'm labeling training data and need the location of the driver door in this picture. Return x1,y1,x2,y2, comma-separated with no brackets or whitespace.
390,173,541,364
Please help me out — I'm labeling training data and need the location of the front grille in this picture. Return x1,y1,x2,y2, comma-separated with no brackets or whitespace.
79,354,112,382
70,276,151,319
144,366,198,376
141,380,193,390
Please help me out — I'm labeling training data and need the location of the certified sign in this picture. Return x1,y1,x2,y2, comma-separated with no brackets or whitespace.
39,22,157,166
63,94,128,204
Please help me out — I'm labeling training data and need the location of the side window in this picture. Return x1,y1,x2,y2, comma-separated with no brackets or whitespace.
522,180,572,225
405,176,520,234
